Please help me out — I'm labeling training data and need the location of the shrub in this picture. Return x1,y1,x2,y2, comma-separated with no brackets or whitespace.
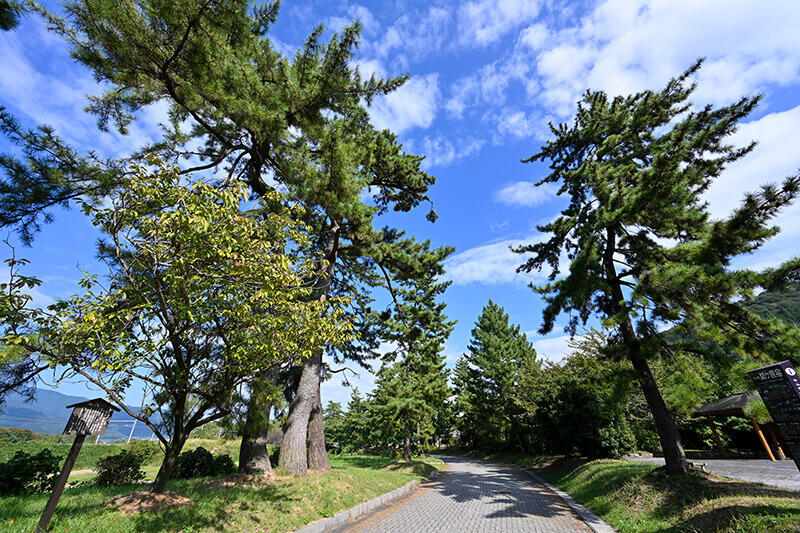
213,454,235,475
95,450,145,486
0,427,40,443
173,447,236,478
125,439,162,464
0,449,61,494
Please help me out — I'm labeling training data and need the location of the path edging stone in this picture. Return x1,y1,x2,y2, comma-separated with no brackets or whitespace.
523,469,616,533
293,463,442,533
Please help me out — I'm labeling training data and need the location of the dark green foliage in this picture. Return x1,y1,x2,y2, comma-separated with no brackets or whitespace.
322,401,346,453
173,446,234,479
453,301,537,452
514,60,800,473
94,450,145,486
0,448,60,494
0,1,21,30
744,284,800,325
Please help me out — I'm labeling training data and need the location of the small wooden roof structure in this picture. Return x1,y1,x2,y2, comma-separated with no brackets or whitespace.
63,398,120,436
691,391,759,418
691,391,784,461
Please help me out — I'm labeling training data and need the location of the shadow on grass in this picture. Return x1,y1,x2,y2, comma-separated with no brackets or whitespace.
130,482,295,532
330,455,395,470
538,458,800,532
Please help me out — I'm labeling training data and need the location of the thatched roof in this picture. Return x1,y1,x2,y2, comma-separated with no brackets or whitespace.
691,391,760,418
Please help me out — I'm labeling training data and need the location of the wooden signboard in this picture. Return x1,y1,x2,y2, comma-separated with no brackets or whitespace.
749,360,800,471
36,398,119,532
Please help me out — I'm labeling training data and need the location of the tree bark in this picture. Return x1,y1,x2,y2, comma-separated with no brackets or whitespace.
307,384,331,471
152,434,186,493
403,415,412,462
602,227,688,475
238,369,279,474
239,402,274,474
629,354,688,474
278,350,322,475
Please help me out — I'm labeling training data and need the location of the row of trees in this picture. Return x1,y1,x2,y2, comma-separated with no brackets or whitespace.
0,0,453,491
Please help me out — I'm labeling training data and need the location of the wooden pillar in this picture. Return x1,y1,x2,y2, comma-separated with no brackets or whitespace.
37,434,86,532
765,424,787,460
752,420,776,461
706,416,727,458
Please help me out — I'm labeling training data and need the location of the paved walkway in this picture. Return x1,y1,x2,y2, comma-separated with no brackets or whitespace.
629,457,800,491
332,456,593,532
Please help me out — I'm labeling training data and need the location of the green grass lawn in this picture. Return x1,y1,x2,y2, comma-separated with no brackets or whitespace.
0,440,128,471
535,458,800,533
0,454,442,532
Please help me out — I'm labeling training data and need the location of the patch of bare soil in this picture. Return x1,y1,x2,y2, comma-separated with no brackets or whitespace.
204,472,276,489
107,491,192,515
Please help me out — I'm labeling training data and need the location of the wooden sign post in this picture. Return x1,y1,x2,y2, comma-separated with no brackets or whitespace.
36,398,119,533
749,361,800,471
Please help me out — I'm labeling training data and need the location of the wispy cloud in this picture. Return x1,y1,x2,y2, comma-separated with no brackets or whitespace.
494,181,557,207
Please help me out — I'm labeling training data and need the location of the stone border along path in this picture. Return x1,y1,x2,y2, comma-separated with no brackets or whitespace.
317,455,615,533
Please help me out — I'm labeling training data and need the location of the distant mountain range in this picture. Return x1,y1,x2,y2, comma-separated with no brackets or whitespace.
0,389,158,440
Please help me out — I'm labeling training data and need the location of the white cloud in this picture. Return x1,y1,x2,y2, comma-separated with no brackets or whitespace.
534,0,800,117
420,135,485,169
368,73,439,133
458,0,543,47
444,236,543,285
495,181,557,206
531,334,578,363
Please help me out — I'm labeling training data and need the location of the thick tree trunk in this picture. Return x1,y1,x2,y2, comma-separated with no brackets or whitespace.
307,384,331,471
403,415,412,462
238,369,279,474
629,354,688,474
239,403,274,474
151,435,186,493
278,350,322,475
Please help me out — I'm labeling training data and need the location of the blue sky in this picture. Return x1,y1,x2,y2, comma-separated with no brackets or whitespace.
2,0,800,408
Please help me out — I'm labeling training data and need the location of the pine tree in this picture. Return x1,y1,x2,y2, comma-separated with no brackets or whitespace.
0,1,21,30
369,239,454,461
2,1,439,475
453,301,537,452
514,61,800,474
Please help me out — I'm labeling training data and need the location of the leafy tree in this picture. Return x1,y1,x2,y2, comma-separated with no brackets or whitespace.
453,301,537,452
514,61,800,474
3,0,439,475
0,162,352,492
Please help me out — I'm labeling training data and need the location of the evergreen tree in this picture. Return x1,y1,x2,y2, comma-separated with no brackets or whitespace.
514,61,800,474
342,388,370,452
1,1,439,475
369,239,454,461
0,1,21,30
321,401,345,453
453,301,537,452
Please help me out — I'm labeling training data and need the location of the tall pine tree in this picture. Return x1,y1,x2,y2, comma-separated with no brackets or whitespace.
515,61,800,474
369,238,454,461
453,301,537,452
2,1,439,475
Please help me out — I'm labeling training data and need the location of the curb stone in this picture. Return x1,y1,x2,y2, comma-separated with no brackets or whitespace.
523,469,616,533
292,461,444,533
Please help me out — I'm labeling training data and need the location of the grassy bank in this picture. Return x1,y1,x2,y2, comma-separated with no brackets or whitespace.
0,454,443,532
535,458,800,533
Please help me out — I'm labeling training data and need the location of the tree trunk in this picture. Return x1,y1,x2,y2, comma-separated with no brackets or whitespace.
238,369,279,474
603,226,688,475
629,354,688,474
278,350,322,475
239,403,274,474
509,416,529,455
403,415,412,462
307,383,331,471
151,435,186,493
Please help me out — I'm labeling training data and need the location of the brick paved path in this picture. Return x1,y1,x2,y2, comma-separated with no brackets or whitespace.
630,457,800,491
333,456,592,532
